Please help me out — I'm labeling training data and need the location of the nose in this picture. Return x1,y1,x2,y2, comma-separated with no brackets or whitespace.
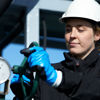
70,27,77,38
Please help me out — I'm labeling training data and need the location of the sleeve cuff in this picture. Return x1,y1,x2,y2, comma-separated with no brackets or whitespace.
52,70,62,87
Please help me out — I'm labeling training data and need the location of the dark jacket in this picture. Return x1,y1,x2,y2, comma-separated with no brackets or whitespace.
34,49,100,100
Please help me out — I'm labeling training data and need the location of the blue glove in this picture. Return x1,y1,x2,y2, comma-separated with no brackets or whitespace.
11,74,31,85
28,47,57,86
11,74,31,98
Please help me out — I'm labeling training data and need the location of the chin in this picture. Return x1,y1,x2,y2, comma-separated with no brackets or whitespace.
69,49,82,55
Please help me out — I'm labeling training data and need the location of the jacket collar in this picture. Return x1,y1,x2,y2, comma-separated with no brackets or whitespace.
63,48,100,72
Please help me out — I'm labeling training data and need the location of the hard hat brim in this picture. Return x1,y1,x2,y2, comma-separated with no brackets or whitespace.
60,17,100,25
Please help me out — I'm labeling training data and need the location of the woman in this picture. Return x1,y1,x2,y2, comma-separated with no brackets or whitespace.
64,18,100,59
11,0,100,99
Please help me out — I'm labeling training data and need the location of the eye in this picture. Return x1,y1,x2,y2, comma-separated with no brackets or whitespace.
77,27,85,32
78,29,84,32
65,27,72,33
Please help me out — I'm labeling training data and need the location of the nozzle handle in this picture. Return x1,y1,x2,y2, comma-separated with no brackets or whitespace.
20,42,39,57
20,48,36,57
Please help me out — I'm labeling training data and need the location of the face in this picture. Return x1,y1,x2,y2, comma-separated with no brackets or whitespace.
65,18,100,59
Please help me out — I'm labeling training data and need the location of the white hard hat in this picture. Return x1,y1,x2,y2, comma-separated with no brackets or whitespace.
61,0,100,23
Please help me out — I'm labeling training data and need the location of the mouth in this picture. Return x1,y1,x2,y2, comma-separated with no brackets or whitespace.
69,42,80,47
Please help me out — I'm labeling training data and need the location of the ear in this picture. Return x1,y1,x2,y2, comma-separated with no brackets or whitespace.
94,31,100,41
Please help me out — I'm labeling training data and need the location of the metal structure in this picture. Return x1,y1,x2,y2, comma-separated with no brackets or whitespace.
0,0,72,52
